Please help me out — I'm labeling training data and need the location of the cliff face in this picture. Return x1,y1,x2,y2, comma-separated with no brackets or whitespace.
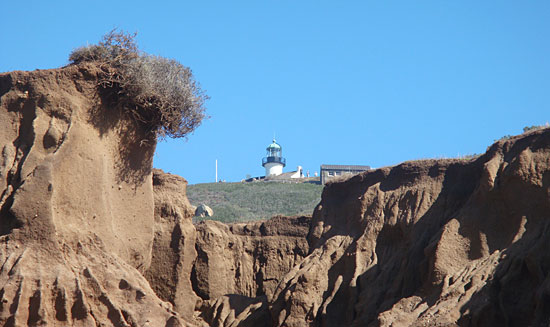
145,169,199,318
193,216,310,302
268,129,550,326
192,216,310,326
0,65,184,326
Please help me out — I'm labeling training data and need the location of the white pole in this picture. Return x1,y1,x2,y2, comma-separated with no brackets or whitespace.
215,159,218,182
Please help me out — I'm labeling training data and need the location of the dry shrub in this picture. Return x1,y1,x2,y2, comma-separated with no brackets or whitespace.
69,29,208,139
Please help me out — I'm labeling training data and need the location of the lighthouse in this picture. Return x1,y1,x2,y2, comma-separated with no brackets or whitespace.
262,139,286,176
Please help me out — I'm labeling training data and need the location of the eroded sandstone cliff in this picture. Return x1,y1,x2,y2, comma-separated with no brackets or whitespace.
269,129,550,326
0,65,186,326
192,216,310,326
145,169,199,319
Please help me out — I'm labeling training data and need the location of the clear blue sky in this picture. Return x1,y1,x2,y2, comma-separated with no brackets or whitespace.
2,1,549,184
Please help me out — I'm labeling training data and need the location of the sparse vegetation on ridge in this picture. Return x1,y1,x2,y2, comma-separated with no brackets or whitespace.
187,182,323,223
523,125,548,133
69,29,208,139
496,124,549,142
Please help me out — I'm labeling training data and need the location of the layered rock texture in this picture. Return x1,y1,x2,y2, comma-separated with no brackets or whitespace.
2,64,550,327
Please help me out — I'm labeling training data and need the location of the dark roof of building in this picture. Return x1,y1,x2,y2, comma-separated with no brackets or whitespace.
320,164,371,170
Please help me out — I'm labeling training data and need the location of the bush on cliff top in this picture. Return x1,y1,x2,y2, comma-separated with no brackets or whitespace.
69,30,208,139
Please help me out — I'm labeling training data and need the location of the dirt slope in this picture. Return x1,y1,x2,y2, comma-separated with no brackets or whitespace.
0,65,186,326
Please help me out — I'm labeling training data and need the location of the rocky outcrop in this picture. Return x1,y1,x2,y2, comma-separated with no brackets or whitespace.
266,128,550,326
193,216,310,301
192,216,310,326
0,65,186,326
195,204,213,218
145,169,199,318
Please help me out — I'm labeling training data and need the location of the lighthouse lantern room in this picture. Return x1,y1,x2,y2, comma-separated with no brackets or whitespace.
262,139,286,176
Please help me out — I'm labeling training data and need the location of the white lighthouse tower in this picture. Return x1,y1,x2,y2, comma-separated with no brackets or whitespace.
262,139,286,177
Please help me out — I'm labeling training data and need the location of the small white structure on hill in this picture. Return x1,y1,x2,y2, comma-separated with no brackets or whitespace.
262,139,286,176
290,166,303,179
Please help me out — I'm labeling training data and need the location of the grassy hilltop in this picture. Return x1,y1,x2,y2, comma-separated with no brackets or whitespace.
187,181,323,223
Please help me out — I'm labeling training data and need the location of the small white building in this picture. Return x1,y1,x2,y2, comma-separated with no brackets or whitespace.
290,166,303,179
262,139,286,177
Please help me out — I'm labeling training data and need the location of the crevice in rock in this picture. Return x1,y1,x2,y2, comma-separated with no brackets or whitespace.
0,94,37,235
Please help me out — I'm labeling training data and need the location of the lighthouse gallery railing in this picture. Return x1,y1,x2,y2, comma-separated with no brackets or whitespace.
262,156,286,166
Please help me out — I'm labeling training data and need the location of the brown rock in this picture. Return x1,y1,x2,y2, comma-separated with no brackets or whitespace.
196,294,270,327
145,169,199,317
193,216,310,301
192,215,311,326
0,64,187,326
268,128,550,326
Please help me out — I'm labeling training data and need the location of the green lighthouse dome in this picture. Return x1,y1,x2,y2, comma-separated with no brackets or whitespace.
266,139,282,151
